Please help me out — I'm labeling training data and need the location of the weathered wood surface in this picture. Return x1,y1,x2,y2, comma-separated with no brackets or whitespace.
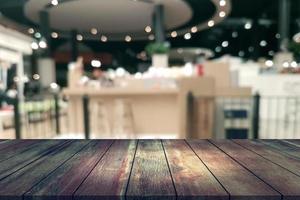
0,140,299,200
211,140,300,200
74,140,137,200
234,140,300,176
126,140,176,200
163,140,228,200
188,140,280,200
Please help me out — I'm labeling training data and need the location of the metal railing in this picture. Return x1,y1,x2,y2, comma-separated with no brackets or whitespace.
7,92,300,139
11,93,67,139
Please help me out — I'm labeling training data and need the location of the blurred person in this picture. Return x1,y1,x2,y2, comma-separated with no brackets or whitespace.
92,68,114,87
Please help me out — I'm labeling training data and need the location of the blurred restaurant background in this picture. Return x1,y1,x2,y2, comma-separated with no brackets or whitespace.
0,0,300,139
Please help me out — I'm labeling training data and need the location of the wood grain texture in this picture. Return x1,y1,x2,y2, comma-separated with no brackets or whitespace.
234,140,300,176
211,140,300,200
285,140,300,148
0,140,66,180
126,140,176,200
163,140,228,200
259,140,300,159
0,140,299,200
0,140,89,200
0,140,42,162
25,140,113,200
0,140,28,151
187,140,280,200
74,140,137,200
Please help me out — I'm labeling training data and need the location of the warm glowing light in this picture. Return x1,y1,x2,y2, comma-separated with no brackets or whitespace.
51,32,58,38
91,60,101,68
191,26,198,33
171,31,177,38
125,35,132,42
208,20,215,27
77,34,83,41
184,33,191,40
145,26,152,33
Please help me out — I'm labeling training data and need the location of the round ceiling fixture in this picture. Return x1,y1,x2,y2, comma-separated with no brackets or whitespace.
21,0,231,41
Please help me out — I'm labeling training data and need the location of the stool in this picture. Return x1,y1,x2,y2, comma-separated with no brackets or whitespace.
112,99,135,139
91,101,111,139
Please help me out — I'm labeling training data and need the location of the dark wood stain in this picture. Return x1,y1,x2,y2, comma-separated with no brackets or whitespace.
74,140,137,200
210,140,300,199
188,140,280,200
126,140,176,200
25,140,113,200
163,140,229,200
0,140,89,200
234,140,300,176
0,140,299,200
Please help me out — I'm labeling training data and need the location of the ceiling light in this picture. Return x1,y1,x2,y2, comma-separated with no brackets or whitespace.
171,31,177,38
291,61,298,68
33,74,40,80
90,28,98,35
191,26,198,33
34,32,41,38
219,0,226,7
39,40,47,49
208,20,215,27
91,60,101,68
148,34,155,41
184,33,191,40
268,51,275,56
215,46,222,53
31,42,39,50
28,28,34,34
51,32,58,38
238,51,245,57
125,35,132,42
101,35,108,42
145,26,152,33
219,11,226,18
283,61,290,68
265,60,274,67
222,41,229,48
51,0,58,6
244,22,252,30
260,40,267,47
232,31,238,38
77,34,83,41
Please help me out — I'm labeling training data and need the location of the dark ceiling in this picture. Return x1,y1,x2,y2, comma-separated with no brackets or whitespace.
0,0,300,65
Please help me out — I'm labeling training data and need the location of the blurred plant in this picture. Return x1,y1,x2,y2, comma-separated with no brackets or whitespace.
145,42,170,56
289,41,300,57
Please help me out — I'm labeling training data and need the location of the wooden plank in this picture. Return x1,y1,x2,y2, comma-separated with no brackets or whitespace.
285,140,300,148
0,140,40,162
25,140,113,200
187,140,281,200
126,140,176,200
234,140,300,176
74,140,137,200
0,140,66,180
211,140,300,199
0,140,89,200
259,140,300,159
163,140,229,200
0,140,26,151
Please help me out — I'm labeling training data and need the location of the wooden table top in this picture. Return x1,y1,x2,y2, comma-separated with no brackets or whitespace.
0,139,300,200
